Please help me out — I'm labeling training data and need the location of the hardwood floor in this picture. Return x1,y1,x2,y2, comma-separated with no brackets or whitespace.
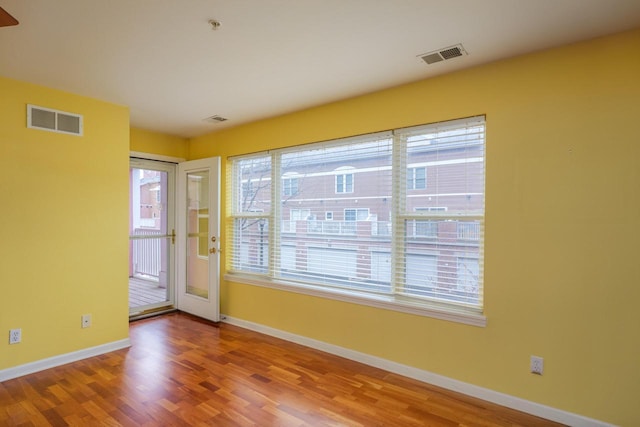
0,313,564,426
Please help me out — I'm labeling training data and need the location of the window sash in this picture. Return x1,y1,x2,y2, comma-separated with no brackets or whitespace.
407,167,426,190
228,116,485,316
336,173,354,193
283,177,298,196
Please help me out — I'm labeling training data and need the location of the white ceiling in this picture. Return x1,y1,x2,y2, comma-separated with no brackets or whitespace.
1,1,640,138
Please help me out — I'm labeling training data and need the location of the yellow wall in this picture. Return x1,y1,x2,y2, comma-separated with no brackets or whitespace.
190,28,640,425
0,77,130,369
1,27,637,425
130,127,188,159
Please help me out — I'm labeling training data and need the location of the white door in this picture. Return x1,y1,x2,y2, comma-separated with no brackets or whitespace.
176,157,221,321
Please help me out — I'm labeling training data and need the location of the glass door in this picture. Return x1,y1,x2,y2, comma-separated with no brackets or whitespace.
177,157,220,321
129,159,176,316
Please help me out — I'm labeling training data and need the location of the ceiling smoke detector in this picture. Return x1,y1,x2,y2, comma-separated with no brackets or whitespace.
418,44,467,65
204,115,228,123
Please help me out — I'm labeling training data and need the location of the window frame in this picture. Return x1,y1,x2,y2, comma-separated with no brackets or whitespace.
335,172,354,194
226,116,486,327
283,176,299,196
407,166,426,190
344,208,370,221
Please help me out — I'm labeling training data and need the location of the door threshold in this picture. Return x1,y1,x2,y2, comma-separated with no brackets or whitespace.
130,307,177,322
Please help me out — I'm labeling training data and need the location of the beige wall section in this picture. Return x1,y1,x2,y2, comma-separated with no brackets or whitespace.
0,77,130,370
189,28,640,425
130,127,188,159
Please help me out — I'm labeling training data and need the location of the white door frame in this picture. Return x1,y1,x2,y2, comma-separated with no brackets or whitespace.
129,157,177,316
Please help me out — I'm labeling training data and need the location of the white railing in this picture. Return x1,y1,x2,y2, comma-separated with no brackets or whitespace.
282,220,392,236
457,222,480,240
411,220,438,238
307,220,357,235
132,228,162,278
281,219,478,241
372,221,391,236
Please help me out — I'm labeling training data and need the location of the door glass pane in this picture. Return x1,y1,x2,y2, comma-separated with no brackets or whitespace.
187,170,209,299
129,167,171,311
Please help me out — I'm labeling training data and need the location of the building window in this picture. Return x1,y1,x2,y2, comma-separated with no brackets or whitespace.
283,177,299,196
344,208,369,221
336,172,354,193
407,167,426,190
227,116,486,323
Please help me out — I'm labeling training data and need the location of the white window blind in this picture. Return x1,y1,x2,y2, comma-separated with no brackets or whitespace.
227,116,485,321
394,117,485,307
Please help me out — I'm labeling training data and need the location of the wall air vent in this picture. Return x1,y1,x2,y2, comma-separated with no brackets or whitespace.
418,43,467,65
204,115,228,123
27,104,83,136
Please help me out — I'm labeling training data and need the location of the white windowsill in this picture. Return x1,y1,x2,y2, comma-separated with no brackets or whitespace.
223,272,487,327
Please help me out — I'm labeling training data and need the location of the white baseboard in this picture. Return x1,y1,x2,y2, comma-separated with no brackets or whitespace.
222,315,614,427
0,338,131,382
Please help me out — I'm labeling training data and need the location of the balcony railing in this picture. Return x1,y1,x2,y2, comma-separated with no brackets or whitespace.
281,219,479,241
282,220,391,236
131,228,162,279
457,222,480,241
308,220,356,235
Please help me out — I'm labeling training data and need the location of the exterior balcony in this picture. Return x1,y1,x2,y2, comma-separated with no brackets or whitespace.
280,219,479,241
129,228,168,310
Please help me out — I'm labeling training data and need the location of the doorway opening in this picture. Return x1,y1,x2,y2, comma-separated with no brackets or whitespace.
129,158,176,317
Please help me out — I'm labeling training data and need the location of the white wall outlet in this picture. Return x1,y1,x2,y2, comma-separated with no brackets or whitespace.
9,328,21,344
530,355,544,375
81,314,92,328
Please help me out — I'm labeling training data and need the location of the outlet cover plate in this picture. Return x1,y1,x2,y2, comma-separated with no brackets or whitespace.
530,355,544,375
9,328,21,344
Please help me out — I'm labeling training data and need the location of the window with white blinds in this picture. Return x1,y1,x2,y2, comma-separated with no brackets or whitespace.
227,116,485,324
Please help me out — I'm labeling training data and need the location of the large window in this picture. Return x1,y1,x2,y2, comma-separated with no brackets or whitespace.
227,116,485,325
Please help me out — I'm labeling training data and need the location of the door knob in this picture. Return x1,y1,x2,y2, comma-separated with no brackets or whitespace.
209,247,217,254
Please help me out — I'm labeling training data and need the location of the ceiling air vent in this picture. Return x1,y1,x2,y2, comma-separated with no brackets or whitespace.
27,104,83,136
204,115,228,123
418,44,467,65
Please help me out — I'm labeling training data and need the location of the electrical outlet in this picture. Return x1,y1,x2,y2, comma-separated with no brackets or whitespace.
9,328,21,344
530,355,544,375
81,314,92,328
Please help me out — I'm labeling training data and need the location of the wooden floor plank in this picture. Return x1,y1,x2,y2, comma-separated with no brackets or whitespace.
128,277,167,309
0,312,565,426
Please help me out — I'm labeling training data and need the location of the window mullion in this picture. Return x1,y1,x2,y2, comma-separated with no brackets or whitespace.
270,153,281,278
391,131,407,296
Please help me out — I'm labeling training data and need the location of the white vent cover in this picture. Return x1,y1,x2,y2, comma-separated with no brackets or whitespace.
27,104,83,136
418,44,467,65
